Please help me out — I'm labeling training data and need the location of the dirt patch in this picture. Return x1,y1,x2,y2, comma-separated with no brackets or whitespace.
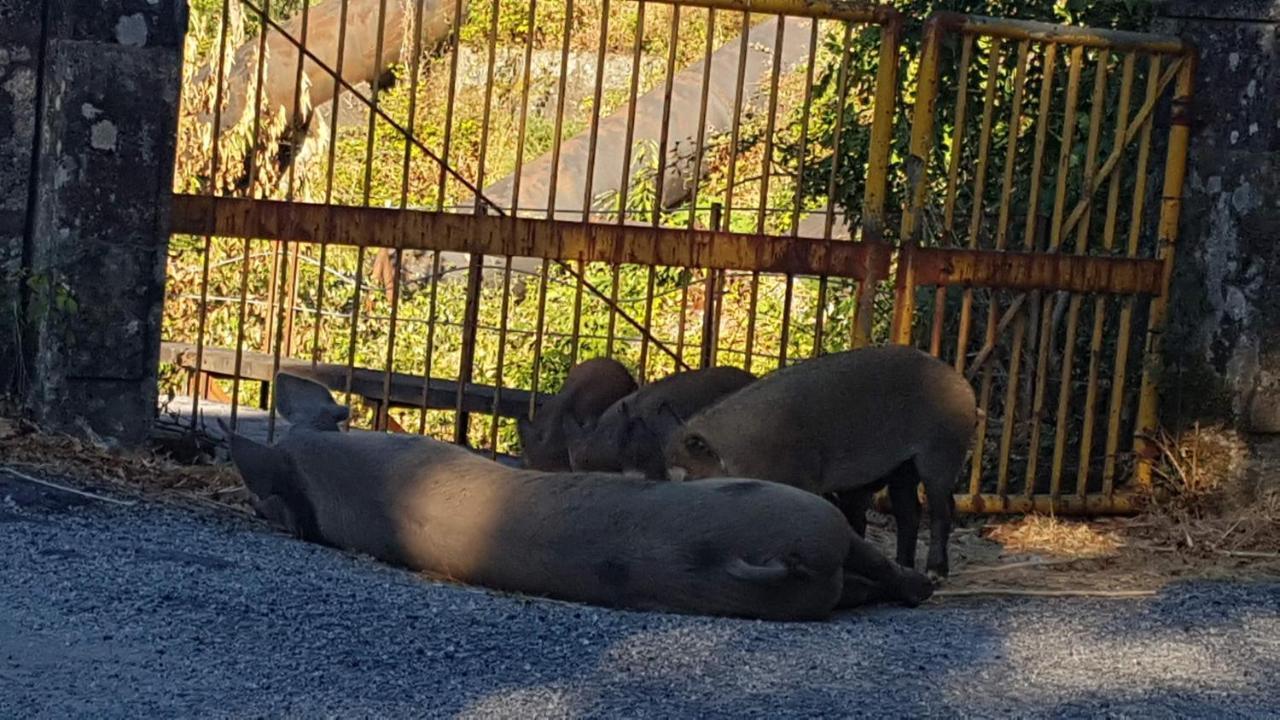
3,417,1278,597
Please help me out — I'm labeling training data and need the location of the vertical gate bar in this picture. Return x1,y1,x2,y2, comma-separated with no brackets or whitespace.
313,0,352,369
490,254,515,457
677,277,691,365
724,11,752,231
1059,46,1111,491
823,22,855,242
569,259,586,366
617,0,647,226
892,17,944,345
231,0,277,430
528,258,552,420
436,0,464,208
1079,53,1134,495
997,313,1028,500
417,251,443,434
189,0,235,431
744,15,787,374
582,0,610,222
852,12,902,348
955,37,1003,377
929,288,946,357
378,0,430,434
557,0,582,368
459,0,504,443
1025,44,1081,498
344,0,392,430
941,35,974,245
788,20,819,362
971,39,1030,498
606,265,621,356
281,0,308,372
688,9,719,367
1134,55,1195,490
779,274,794,367
641,5,683,379
1021,43,1058,251
1104,55,1160,493
700,203,723,368
513,0,540,214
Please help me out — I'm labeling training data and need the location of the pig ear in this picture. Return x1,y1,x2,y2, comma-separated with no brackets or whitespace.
657,401,684,427
275,372,349,431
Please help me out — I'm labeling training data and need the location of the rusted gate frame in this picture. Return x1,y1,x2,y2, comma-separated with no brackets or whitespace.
173,0,904,448
891,13,1196,514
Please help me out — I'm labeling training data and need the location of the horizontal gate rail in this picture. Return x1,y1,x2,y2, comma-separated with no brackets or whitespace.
903,246,1163,296
171,195,892,280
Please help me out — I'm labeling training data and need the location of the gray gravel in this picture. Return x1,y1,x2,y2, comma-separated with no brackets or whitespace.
2,472,1278,719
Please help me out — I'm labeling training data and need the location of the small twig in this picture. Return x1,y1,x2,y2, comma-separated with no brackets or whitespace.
213,484,247,496
951,555,1116,577
1216,550,1280,560
935,588,1157,599
0,467,137,507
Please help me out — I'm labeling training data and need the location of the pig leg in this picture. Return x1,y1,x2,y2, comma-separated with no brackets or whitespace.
840,534,934,608
886,463,922,570
917,442,966,578
827,490,870,537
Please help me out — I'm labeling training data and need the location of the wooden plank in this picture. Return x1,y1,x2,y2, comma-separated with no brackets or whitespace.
160,342,541,418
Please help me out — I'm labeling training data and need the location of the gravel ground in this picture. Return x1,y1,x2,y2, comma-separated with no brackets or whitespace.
2,472,1278,719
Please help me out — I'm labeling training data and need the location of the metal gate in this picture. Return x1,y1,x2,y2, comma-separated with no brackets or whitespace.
161,1,1195,514
891,14,1195,513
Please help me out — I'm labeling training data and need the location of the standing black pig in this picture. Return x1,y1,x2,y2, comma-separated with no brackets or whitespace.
664,345,977,578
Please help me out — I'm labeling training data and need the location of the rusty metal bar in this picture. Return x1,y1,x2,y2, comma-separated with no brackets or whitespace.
952,491,1140,516
724,11,752,227
1026,44,1083,497
822,22,855,242
1051,48,1110,495
646,0,899,24
189,0,235,431
1104,55,1160,493
172,196,893,280
1134,55,1196,489
996,313,1027,498
929,287,946,358
416,250,443,434
230,0,277,430
437,0,463,208
490,253,515,455
902,246,1162,295
528,258,551,420
955,37,1003,377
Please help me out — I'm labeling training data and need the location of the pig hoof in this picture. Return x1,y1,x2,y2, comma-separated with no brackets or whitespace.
898,570,936,607
926,568,947,585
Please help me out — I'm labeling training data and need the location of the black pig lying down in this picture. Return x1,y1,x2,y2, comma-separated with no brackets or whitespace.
224,373,933,621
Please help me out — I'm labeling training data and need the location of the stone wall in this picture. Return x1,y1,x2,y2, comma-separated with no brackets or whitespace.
1153,1,1280,433
1,0,186,445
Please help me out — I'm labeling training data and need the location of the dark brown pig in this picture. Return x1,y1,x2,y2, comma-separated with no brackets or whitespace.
664,345,978,578
517,357,637,471
225,372,933,620
566,366,756,479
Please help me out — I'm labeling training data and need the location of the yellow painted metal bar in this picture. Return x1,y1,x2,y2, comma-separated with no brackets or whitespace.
1026,44,1082,498
941,35,974,243
956,38,1003,377
1051,48,1110,497
1078,52,1134,496
892,17,945,345
1134,55,1196,489
970,39,1029,498
932,12,1193,55
1021,42,1057,251
997,312,1027,498
1104,55,1161,494
951,491,1140,516
851,13,904,348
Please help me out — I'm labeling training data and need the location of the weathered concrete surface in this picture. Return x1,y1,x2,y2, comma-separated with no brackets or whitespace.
0,1,43,395
17,0,186,445
1153,2,1280,433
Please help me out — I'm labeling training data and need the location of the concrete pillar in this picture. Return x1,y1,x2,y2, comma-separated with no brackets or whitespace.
9,1,186,445
1153,1,1280,433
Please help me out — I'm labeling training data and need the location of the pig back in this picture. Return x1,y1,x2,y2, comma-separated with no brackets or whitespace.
683,346,976,487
